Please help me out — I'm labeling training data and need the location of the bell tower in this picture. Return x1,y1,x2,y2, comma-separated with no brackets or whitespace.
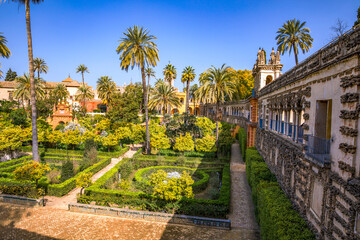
252,48,283,93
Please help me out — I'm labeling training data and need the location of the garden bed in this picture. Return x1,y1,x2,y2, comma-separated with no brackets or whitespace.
79,154,230,219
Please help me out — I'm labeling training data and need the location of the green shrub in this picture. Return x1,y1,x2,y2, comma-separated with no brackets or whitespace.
47,157,111,197
83,161,230,219
238,127,247,158
257,182,315,240
245,148,315,240
60,160,74,182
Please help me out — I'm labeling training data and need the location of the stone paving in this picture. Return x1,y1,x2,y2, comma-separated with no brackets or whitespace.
0,144,260,239
228,142,260,239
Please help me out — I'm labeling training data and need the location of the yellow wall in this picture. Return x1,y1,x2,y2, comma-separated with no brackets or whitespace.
172,91,200,115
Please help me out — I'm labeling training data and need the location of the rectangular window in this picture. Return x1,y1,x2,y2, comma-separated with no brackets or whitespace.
9,92,13,100
315,100,332,139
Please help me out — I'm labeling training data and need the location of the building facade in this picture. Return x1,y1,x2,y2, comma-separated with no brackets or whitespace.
203,27,360,239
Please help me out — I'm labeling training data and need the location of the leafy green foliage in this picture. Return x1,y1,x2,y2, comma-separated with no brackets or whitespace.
150,124,170,151
195,135,216,152
107,83,143,123
195,117,216,136
76,172,93,195
4,68,17,81
238,127,247,158
13,161,50,186
149,170,194,201
60,160,74,182
173,133,194,152
218,129,235,156
245,148,315,240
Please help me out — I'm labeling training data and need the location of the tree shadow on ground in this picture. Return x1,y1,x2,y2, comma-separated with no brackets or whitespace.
0,203,59,240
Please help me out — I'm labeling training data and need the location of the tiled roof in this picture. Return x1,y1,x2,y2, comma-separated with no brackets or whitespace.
0,81,17,88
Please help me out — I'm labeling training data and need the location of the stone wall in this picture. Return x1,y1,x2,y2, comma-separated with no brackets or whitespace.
203,26,360,239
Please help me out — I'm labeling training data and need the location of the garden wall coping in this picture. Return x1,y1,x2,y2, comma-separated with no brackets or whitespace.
0,194,44,207
68,202,231,230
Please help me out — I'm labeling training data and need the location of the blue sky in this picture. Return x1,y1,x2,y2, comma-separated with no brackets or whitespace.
1,0,359,89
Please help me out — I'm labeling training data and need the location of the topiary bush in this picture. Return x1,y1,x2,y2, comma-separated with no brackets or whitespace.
60,160,74,182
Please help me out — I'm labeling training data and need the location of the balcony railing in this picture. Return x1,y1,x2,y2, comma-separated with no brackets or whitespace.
305,135,331,165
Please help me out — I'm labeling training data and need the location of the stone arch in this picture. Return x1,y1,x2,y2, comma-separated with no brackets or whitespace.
171,108,179,114
266,75,273,85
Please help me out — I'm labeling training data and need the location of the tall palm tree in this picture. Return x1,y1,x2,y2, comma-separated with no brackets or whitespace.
116,25,159,155
189,84,198,115
197,64,235,145
7,0,44,162
33,57,48,80
145,67,155,102
51,84,69,103
0,32,11,79
14,73,45,108
276,19,313,65
75,85,94,106
96,76,116,112
76,64,89,111
163,63,177,114
148,81,181,115
181,66,196,115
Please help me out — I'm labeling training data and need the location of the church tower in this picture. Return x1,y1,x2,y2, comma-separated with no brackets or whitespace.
252,48,283,93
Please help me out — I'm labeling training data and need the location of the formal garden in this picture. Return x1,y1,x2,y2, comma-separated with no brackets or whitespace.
0,102,234,218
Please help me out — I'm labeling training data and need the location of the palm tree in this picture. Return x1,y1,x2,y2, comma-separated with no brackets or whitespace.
76,64,89,111
276,19,313,65
116,25,159,155
189,84,198,115
33,57,48,81
75,85,94,106
163,63,177,114
181,66,196,115
0,32,11,79
145,67,155,102
14,73,45,108
197,64,235,145
52,84,69,103
148,81,181,115
96,76,116,112
7,0,44,162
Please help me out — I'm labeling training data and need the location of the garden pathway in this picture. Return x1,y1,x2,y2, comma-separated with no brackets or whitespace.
228,142,260,239
45,148,138,210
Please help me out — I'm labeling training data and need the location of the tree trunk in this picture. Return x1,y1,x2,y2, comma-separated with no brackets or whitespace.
141,66,151,155
82,72,86,113
26,0,40,162
185,80,190,115
147,75,150,107
168,80,172,115
294,43,299,65
37,70,40,81
193,96,196,115
215,102,220,147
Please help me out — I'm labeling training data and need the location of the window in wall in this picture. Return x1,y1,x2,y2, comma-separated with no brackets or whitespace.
315,100,332,139
266,75,273,85
8,92,13,100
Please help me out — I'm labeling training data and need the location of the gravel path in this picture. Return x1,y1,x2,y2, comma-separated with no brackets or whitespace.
228,142,260,239
45,148,138,210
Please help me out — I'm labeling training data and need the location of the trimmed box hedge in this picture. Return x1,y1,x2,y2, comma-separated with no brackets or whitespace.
82,158,230,219
133,166,210,194
47,157,112,197
245,147,315,240
238,127,247,158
